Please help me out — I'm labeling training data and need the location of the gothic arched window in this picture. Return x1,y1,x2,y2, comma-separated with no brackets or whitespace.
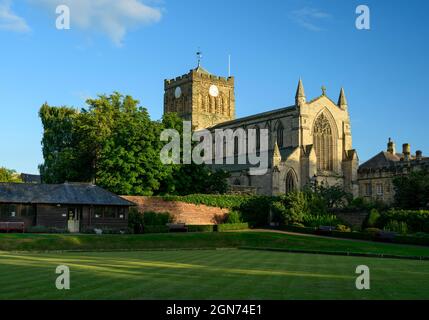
285,170,296,193
313,113,334,172
276,123,284,147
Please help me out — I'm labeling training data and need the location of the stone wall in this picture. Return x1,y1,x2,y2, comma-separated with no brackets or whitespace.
122,196,229,225
336,211,368,228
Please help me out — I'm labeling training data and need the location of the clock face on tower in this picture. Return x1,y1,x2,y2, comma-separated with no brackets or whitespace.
209,85,219,97
175,86,182,99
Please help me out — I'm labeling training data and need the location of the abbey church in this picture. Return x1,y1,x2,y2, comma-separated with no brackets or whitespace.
164,65,359,197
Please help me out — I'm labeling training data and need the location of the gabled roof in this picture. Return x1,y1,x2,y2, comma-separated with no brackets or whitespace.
307,94,338,106
359,151,405,169
210,105,296,129
0,183,135,206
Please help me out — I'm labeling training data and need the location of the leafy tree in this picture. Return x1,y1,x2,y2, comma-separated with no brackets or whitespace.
89,94,168,195
158,112,229,195
393,170,429,209
39,104,84,183
39,94,229,196
306,183,352,209
0,167,22,183
271,192,309,224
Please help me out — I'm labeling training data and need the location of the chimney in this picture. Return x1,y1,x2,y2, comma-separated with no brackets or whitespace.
416,150,423,161
387,138,396,154
402,143,411,161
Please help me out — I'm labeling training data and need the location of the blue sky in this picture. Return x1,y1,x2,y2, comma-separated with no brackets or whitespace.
1,0,428,174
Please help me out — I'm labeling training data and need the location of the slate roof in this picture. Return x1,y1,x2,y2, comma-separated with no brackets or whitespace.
210,105,296,129
359,151,429,170
20,173,41,184
0,183,135,206
359,151,400,170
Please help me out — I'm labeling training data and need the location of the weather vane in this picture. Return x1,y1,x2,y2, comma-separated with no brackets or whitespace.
196,49,203,67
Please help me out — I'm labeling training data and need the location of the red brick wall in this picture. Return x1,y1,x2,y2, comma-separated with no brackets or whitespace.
122,196,229,225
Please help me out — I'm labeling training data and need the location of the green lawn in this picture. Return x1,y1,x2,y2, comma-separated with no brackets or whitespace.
0,249,428,300
1,231,429,258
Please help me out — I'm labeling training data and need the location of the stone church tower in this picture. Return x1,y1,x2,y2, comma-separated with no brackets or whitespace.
164,65,235,130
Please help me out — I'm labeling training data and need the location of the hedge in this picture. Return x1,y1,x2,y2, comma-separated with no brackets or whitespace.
331,230,373,241
218,223,249,232
187,225,215,233
162,194,250,209
144,225,170,234
378,209,429,233
26,226,69,234
279,225,316,235
393,235,429,246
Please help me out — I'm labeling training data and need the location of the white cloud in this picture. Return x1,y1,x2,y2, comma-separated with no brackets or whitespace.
0,0,31,32
30,0,162,45
290,7,331,31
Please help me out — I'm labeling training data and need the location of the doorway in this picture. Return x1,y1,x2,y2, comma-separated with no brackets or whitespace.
67,208,81,233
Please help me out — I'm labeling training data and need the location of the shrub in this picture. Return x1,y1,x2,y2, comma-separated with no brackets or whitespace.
143,211,174,226
218,223,249,232
144,225,169,234
364,209,381,228
336,224,351,232
162,194,249,209
271,192,308,225
100,228,127,235
378,209,429,233
128,207,144,234
302,215,341,228
331,230,373,241
306,192,328,216
238,196,274,227
291,222,305,228
270,200,288,223
346,197,388,213
279,225,316,235
26,226,69,234
393,235,429,246
364,227,382,235
413,232,429,238
309,184,351,209
393,169,429,209
225,211,242,224
384,220,408,235
187,225,214,232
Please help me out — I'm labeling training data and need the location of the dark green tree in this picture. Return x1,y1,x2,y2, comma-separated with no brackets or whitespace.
39,94,229,195
39,104,85,183
158,112,229,195
393,170,429,209
93,94,168,195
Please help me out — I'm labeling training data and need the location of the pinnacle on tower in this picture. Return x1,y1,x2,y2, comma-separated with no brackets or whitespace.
338,87,348,110
295,78,306,106
272,141,282,167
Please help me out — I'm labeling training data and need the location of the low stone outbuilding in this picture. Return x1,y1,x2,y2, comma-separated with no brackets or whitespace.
0,182,134,233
